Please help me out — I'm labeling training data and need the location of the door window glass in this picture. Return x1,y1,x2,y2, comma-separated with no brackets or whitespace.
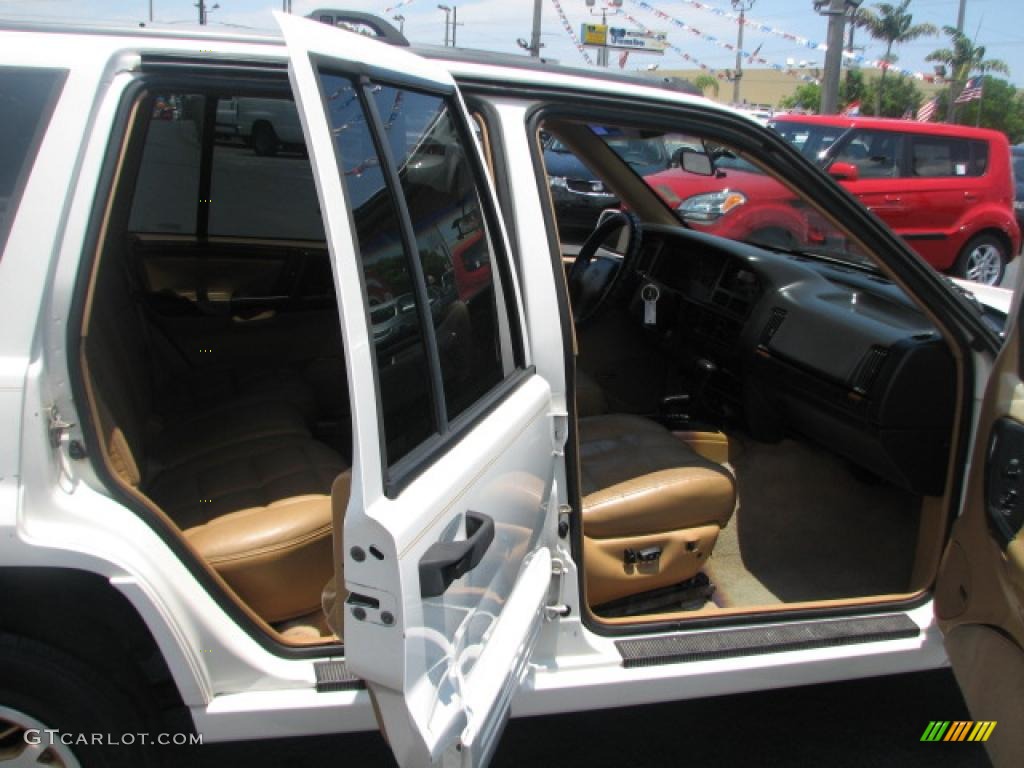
128,94,204,234
209,97,324,241
320,75,436,464
0,67,65,257
911,136,972,177
367,85,508,419
769,120,847,161
907,136,989,178
318,73,520,472
834,130,903,178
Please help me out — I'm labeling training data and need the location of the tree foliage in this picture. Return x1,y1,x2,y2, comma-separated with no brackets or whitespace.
862,75,923,118
856,0,937,114
934,77,1024,144
694,73,720,99
926,25,1010,121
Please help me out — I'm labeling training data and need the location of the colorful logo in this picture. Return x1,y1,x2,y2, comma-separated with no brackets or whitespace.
921,721,997,742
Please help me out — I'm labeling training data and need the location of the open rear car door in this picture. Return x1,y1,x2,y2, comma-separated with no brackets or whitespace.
936,287,1024,765
277,13,562,767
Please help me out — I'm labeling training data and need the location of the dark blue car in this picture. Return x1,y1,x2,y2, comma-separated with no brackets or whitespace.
543,132,671,241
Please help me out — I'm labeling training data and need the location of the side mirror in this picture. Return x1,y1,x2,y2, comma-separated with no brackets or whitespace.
678,148,714,176
828,161,859,182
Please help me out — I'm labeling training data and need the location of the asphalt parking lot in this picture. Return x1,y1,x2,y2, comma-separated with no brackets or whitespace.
185,668,989,767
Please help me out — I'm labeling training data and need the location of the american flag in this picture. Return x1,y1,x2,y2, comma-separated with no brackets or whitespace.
955,77,984,104
916,97,938,122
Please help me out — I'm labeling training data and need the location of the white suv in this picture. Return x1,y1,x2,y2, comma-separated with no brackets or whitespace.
1,12,1021,768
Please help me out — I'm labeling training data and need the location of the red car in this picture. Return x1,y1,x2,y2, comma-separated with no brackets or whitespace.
646,118,1020,285
646,153,835,251
771,115,1021,285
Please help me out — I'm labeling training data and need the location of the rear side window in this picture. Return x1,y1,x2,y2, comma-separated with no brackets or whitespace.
0,67,66,257
910,135,987,178
317,72,521,477
128,93,325,240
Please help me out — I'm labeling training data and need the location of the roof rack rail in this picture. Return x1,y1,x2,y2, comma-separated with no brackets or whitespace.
305,9,409,46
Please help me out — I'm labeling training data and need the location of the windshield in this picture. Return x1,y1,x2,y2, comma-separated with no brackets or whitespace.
544,123,873,268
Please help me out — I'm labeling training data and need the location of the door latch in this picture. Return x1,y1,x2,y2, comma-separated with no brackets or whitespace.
550,410,568,456
48,406,74,449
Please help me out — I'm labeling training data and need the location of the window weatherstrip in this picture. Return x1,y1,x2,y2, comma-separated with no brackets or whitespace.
357,77,449,435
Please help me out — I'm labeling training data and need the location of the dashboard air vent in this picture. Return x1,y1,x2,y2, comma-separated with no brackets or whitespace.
851,346,889,395
759,308,787,347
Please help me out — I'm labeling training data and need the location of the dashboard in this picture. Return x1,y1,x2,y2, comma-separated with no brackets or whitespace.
627,224,957,496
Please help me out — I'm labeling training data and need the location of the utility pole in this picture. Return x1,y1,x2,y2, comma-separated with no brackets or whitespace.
844,3,863,92
452,6,462,47
529,0,543,57
196,0,218,25
956,0,967,33
438,5,451,46
731,0,755,106
817,0,855,115
393,14,405,33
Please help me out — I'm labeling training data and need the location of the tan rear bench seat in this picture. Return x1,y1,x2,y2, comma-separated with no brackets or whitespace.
84,257,346,624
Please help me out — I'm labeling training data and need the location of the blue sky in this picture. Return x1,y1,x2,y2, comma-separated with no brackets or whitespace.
1,0,1020,85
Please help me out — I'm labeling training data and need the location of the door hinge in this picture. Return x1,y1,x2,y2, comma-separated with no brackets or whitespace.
544,557,571,621
549,410,569,456
47,406,74,449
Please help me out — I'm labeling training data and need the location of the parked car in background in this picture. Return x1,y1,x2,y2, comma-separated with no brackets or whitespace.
216,95,305,155
1013,144,1024,234
770,114,1021,285
645,147,835,251
544,132,671,240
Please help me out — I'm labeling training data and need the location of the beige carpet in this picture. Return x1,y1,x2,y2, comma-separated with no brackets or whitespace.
705,437,921,608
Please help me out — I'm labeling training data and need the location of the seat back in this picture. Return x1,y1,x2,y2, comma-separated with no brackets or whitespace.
83,251,155,485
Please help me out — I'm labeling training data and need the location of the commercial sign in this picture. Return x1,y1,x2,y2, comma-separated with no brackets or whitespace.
580,24,668,53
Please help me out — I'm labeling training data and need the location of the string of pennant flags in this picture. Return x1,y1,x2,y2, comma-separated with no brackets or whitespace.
620,10,717,72
550,0,596,65
629,0,945,83
626,1,818,82
382,0,419,15
375,1,943,84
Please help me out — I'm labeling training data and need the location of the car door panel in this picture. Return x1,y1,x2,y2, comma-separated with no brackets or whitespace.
936,295,1024,764
279,13,558,765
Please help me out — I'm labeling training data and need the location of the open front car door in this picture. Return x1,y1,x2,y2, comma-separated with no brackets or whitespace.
278,13,563,767
936,288,1024,765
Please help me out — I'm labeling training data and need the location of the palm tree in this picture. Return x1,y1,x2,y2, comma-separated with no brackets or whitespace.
694,73,720,100
857,0,938,114
926,25,1010,120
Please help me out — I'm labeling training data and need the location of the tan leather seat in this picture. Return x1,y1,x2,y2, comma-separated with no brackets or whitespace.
84,254,346,624
579,414,736,605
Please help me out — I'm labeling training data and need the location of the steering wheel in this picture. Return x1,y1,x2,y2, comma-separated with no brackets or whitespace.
568,211,643,324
